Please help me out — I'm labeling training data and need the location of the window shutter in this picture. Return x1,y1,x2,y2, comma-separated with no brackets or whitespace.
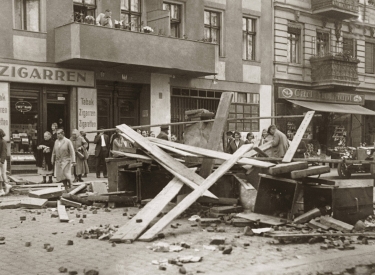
365,43,374,74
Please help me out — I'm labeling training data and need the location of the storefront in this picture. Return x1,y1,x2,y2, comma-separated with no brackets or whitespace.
275,86,375,157
0,63,95,173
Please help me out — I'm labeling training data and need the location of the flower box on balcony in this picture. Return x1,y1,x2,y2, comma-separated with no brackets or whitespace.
311,0,358,20
310,55,360,89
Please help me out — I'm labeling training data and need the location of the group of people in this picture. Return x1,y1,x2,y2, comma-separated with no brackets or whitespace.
35,123,91,190
226,125,289,158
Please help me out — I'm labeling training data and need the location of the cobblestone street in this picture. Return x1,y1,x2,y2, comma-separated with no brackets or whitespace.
2,179,375,275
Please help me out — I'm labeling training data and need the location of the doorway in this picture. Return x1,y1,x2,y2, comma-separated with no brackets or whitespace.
47,103,67,134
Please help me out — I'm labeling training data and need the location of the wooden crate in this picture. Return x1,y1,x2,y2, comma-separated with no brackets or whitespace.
304,183,373,225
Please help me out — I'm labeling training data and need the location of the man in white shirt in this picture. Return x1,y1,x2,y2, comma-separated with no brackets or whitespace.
96,9,113,28
94,128,110,178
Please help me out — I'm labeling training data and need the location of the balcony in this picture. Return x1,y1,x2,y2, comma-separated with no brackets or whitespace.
310,55,360,89
311,0,358,20
55,23,218,77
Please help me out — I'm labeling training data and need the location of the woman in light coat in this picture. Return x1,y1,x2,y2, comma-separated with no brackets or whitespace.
51,129,76,190
70,129,88,182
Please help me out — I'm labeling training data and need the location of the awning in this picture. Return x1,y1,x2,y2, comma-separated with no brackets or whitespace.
288,100,375,116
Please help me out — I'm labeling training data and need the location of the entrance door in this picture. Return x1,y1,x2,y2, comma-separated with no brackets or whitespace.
47,103,67,133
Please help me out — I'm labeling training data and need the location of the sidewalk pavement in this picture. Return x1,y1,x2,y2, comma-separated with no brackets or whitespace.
8,173,107,185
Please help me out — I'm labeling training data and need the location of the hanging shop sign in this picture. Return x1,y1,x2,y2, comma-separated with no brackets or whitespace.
278,87,365,105
15,101,32,113
77,88,97,147
0,63,95,87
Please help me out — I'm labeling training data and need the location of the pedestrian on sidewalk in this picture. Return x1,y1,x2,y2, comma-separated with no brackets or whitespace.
51,129,76,190
70,129,88,183
226,131,245,154
36,131,54,184
0,128,10,196
80,130,90,178
157,126,169,140
94,128,109,178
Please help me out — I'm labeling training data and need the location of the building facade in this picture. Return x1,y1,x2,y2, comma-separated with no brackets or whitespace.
0,0,272,173
273,0,375,157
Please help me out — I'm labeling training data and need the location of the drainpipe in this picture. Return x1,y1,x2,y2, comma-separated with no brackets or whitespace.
271,0,275,123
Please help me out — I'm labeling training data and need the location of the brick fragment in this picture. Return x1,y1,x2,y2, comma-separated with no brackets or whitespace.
68,271,78,275
222,246,232,254
32,217,36,221
83,214,87,218
76,214,80,218
159,265,167,271
206,227,215,232
43,243,50,249
79,219,84,223
210,236,226,245
84,270,99,275
47,246,54,252
58,267,67,273
136,219,142,223
67,240,74,245
243,226,254,236
122,213,127,216
0,237,5,241
20,216,26,221
179,267,187,274
25,242,31,247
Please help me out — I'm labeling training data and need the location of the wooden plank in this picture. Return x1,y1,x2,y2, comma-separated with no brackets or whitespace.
60,197,82,208
210,206,243,214
270,232,375,239
301,177,335,186
243,141,273,158
15,184,61,188
57,200,69,222
293,208,321,224
87,195,109,202
236,212,286,226
117,124,217,199
110,176,185,242
0,200,22,209
19,198,48,209
319,216,354,232
28,188,64,199
283,111,315,162
61,193,91,205
268,162,308,175
91,182,108,194
69,183,87,195
290,182,303,219
199,92,233,178
233,174,254,190
99,191,134,196
253,147,269,157
127,162,144,169
138,144,252,241
111,151,152,161
154,143,200,157
149,138,274,168
290,166,330,179
308,219,330,230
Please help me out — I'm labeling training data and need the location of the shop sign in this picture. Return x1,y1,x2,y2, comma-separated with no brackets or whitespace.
0,83,10,139
0,63,95,87
77,88,97,149
278,87,365,105
15,101,32,113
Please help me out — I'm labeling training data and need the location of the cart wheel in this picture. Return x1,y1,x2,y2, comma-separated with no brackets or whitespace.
370,164,375,179
338,163,351,179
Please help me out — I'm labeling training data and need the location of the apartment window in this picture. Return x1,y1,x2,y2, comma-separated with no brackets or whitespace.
317,31,329,56
163,2,181,38
365,42,375,74
228,93,260,132
287,25,301,63
242,18,256,60
343,37,356,58
14,0,40,32
204,10,221,51
121,0,141,31
73,0,96,23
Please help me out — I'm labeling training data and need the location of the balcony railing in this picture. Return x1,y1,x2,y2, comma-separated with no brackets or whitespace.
311,0,358,20
55,23,218,77
310,54,360,89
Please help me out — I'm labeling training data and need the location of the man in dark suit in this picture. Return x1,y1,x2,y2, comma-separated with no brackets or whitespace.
157,126,169,140
93,128,110,178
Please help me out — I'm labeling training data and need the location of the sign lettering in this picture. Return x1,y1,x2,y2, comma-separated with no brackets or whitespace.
77,88,97,154
0,63,95,87
278,87,365,105
0,83,10,140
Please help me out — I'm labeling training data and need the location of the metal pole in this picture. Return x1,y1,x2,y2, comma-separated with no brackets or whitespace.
85,114,322,133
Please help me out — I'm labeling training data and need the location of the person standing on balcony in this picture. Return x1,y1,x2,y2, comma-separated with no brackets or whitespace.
96,9,113,28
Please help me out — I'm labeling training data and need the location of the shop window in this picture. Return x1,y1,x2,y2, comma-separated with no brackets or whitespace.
242,17,256,60
287,24,301,64
121,0,141,31
343,37,356,58
73,0,96,23
14,0,40,32
204,10,221,54
365,42,375,74
163,2,181,38
228,103,259,132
